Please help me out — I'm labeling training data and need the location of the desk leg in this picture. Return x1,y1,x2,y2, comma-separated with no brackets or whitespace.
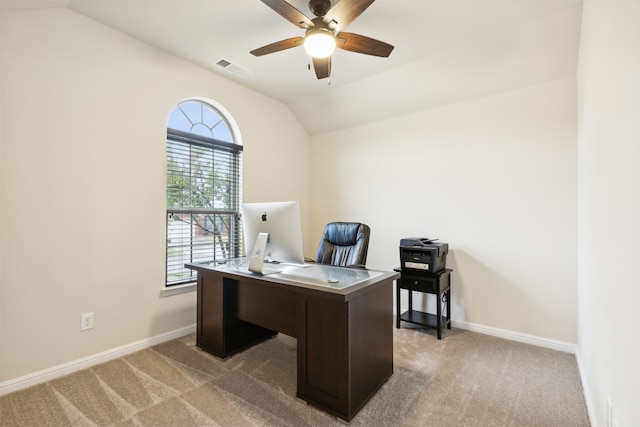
396,281,401,328
445,272,451,330
436,290,442,340
446,289,452,330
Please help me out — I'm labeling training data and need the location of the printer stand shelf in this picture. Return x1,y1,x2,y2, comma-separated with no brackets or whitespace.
398,310,449,331
395,268,452,339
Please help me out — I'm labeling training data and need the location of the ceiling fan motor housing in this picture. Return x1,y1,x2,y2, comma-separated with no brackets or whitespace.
309,0,331,17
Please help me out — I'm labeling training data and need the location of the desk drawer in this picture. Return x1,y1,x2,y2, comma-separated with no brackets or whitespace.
398,270,449,294
399,275,438,293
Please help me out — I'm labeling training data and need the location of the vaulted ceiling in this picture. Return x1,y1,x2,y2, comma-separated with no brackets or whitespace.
2,0,583,135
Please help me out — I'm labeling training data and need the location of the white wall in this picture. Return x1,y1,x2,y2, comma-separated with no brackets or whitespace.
0,8,309,382
310,78,577,344
577,1,640,426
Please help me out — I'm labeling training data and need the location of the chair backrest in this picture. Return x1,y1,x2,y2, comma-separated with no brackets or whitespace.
315,222,370,268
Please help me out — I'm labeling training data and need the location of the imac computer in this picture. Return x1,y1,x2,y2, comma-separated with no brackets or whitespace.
241,201,305,274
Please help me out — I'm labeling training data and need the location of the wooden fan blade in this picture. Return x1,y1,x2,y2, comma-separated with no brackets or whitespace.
312,56,331,79
336,32,394,57
261,0,313,29
250,37,304,56
324,0,375,32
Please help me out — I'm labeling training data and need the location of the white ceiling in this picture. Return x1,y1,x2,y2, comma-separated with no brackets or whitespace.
2,0,583,135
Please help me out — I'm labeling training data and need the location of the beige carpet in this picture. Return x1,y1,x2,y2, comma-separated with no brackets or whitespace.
0,326,590,426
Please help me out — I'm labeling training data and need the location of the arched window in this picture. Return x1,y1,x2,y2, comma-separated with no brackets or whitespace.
165,99,243,286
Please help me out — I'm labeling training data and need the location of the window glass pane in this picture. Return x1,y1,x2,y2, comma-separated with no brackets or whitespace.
190,147,214,208
202,107,222,129
166,141,191,209
178,101,202,128
167,108,192,132
213,157,233,209
166,212,239,285
191,123,212,138
212,124,233,142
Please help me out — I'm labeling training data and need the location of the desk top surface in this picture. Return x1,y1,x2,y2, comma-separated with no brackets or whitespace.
187,258,397,292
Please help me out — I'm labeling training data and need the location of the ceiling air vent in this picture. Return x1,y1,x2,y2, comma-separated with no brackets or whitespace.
214,58,253,79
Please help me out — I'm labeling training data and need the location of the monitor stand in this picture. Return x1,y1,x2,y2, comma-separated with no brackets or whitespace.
248,232,284,275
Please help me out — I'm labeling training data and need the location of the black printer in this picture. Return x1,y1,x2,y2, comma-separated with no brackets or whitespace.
399,238,448,273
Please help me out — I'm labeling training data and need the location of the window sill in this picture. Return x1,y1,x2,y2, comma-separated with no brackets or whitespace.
160,282,196,297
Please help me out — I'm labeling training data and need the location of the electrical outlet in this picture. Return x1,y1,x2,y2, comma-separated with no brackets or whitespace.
81,312,94,331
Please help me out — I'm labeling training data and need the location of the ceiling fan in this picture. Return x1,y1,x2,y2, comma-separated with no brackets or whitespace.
250,0,394,80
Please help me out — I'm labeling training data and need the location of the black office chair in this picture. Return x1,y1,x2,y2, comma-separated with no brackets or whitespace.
315,222,370,268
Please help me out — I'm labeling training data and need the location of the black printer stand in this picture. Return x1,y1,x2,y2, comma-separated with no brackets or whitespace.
395,268,452,339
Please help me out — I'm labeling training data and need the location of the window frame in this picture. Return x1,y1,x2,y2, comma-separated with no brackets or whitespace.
164,100,243,289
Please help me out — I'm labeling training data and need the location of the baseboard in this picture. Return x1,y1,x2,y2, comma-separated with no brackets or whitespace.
452,320,577,354
1,321,576,396
0,324,197,396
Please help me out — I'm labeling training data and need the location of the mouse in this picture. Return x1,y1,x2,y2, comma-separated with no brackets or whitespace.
328,279,339,283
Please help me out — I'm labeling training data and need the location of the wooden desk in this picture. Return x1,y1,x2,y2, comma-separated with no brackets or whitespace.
186,260,399,423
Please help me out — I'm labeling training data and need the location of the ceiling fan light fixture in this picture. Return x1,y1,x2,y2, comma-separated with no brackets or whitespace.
304,28,336,58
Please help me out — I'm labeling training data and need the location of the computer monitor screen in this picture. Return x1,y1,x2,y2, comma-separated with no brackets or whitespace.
241,201,305,265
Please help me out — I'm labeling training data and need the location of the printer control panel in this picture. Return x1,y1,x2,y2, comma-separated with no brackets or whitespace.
404,261,430,270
